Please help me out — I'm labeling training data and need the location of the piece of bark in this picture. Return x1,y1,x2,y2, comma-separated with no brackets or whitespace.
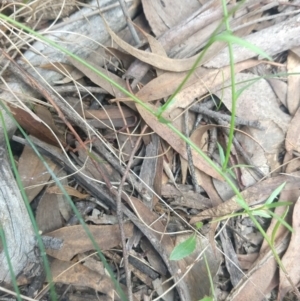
0,147,37,282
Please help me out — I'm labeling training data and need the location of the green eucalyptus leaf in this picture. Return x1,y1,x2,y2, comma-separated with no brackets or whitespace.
170,235,196,261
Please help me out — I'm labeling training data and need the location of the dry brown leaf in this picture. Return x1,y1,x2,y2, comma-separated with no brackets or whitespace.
68,56,128,98
34,104,65,141
167,60,262,116
40,62,84,84
130,60,259,119
46,185,89,199
104,19,202,72
225,241,283,301
46,223,134,261
278,197,300,300
217,73,290,133
36,192,64,233
141,0,201,37
287,50,300,116
136,103,223,180
267,78,287,107
83,105,136,129
18,145,56,203
190,172,300,224
135,67,204,103
286,106,300,153
237,253,259,270
8,103,65,147
50,259,122,298
36,168,72,233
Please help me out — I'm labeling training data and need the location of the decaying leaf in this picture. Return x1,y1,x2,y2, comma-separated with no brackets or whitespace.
68,56,128,99
287,50,300,116
46,223,134,261
278,197,300,300
8,103,65,147
18,145,56,202
50,259,124,298
46,185,89,199
36,169,72,233
286,105,300,153
142,0,201,37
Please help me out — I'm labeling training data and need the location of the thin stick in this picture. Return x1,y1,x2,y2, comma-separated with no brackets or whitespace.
116,124,148,301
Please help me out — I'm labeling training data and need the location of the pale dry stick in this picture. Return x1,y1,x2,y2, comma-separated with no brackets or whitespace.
116,124,148,301
189,105,264,130
54,85,107,94
117,0,140,46
232,8,300,32
0,286,36,301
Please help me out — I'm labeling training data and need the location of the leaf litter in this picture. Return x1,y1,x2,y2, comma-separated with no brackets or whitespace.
1,1,300,301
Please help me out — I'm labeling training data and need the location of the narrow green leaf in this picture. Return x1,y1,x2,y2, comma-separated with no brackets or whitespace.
217,142,225,166
214,32,273,61
265,182,286,205
268,209,294,234
271,206,290,244
252,209,272,218
170,235,196,261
